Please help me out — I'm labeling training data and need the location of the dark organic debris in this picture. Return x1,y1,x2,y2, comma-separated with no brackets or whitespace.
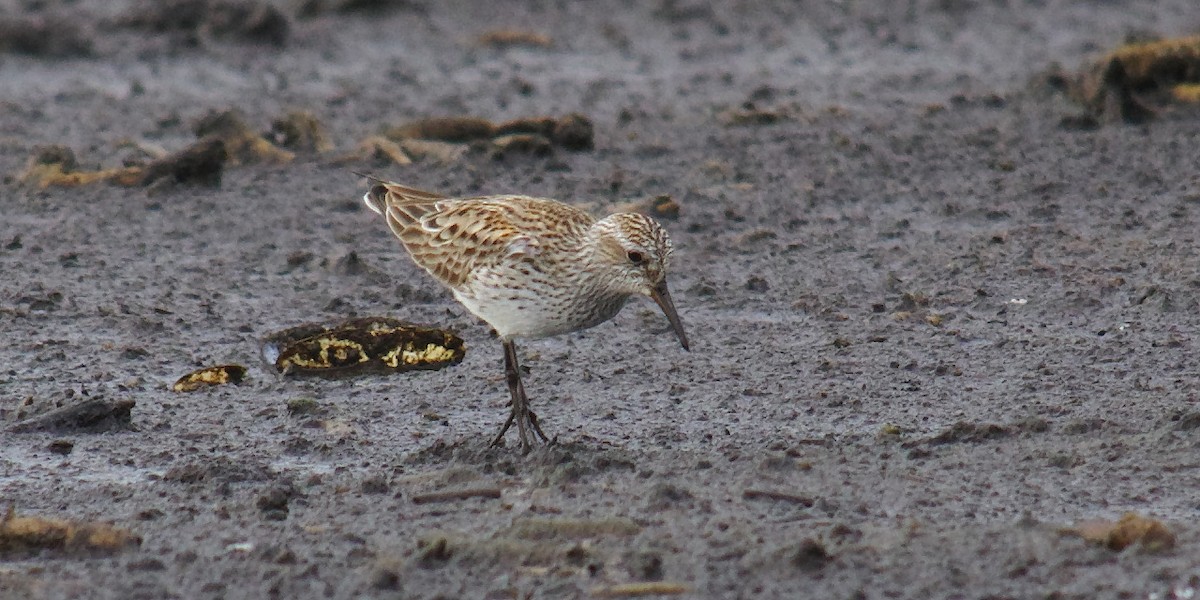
476,30,553,49
616,194,682,221
1065,35,1200,124
484,134,553,159
784,538,831,571
17,145,141,189
719,104,792,127
646,482,694,510
286,397,325,416
18,139,228,189
137,136,228,187
192,109,295,165
591,582,690,597
172,364,247,392
547,114,595,151
269,110,334,153
382,113,594,155
8,398,135,434
261,317,465,378
410,487,502,505
118,0,290,46
742,488,815,507
505,517,641,541
1065,513,1176,553
1173,411,1200,431
644,195,681,220
915,421,1011,446
161,456,273,485
328,135,413,166
296,0,423,18
415,536,454,568
256,483,297,521
0,14,94,58
0,508,141,557
385,116,497,143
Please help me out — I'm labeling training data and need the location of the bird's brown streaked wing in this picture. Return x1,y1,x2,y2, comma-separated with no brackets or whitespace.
386,199,539,288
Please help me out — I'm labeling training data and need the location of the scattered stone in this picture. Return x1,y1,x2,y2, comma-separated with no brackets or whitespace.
47,439,75,455
8,398,135,434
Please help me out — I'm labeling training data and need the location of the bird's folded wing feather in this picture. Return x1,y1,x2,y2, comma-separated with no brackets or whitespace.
384,195,540,288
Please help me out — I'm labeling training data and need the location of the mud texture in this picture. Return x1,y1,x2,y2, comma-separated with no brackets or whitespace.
3,1,1200,599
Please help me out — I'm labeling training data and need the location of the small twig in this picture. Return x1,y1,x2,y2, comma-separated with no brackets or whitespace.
591,582,690,597
742,488,814,507
411,487,502,505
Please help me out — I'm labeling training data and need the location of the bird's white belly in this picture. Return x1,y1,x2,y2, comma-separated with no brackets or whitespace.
453,279,626,340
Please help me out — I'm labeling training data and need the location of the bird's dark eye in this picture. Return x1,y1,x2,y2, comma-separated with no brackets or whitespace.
627,250,646,265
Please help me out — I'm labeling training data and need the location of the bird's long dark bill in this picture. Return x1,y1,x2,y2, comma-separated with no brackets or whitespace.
650,280,690,351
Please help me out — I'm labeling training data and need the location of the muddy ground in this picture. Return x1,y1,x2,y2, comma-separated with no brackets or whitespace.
3,1,1200,598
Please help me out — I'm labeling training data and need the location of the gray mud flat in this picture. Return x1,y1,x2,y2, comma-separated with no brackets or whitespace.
3,1,1200,599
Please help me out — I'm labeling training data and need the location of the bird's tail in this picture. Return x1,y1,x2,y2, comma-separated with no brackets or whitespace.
353,171,447,215
352,171,390,216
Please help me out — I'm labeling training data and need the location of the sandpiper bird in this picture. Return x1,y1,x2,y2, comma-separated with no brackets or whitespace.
362,178,689,452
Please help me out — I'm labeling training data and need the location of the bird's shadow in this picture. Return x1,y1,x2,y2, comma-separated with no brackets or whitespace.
404,435,638,484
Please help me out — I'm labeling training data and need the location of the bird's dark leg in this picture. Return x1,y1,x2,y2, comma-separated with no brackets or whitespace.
490,340,547,452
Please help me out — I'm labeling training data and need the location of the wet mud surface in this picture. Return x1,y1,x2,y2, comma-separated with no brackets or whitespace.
3,1,1200,598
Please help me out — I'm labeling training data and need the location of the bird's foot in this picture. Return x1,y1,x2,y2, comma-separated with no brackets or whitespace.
490,405,550,453
527,409,550,443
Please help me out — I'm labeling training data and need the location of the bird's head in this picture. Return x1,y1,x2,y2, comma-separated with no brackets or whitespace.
593,213,689,351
